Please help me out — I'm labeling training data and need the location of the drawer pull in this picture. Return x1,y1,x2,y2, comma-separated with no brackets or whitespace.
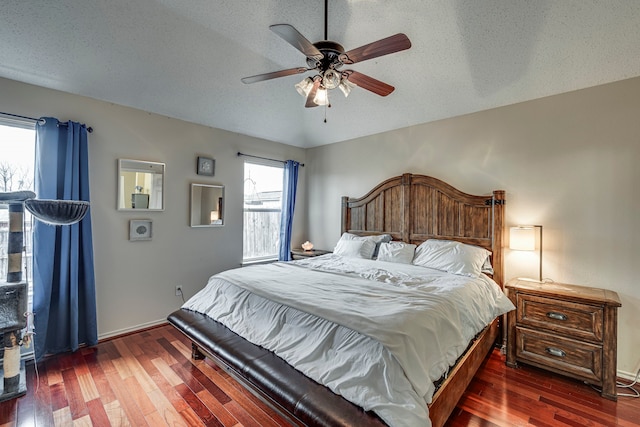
546,311,567,321
546,347,566,358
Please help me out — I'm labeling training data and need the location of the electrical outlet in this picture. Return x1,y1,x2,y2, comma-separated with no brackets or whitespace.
175,285,183,296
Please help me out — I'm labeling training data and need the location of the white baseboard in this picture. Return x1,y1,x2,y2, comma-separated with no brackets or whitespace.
98,318,168,341
618,368,640,382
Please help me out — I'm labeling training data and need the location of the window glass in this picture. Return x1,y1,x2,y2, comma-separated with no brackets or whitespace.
0,121,35,282
243,161,283,262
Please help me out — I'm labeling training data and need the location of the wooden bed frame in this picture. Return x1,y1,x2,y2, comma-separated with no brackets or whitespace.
341,173,505,427
170,173,505,427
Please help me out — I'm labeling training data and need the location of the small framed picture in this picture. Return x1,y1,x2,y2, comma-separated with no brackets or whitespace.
129,219,152,241
197,156,215,176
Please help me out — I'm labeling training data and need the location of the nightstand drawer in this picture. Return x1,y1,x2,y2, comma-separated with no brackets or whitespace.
516,294,603,342
516,327,602,382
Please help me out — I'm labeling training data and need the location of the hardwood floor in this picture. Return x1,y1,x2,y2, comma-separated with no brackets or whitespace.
0,324,637,426
448,349,639,427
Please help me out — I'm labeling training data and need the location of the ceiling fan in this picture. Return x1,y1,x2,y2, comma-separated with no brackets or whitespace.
241,0,411,108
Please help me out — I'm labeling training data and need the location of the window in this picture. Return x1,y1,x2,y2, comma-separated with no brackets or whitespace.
0,119,35,283
243,161,283,262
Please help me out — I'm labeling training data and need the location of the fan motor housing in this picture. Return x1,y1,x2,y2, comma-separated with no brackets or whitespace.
308,40,345,70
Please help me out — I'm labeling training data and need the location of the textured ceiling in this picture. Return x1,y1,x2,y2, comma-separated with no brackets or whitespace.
1,1,639,148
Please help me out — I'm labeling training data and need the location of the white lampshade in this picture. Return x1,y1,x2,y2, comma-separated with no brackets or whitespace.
295,77,313,96
510,226,536,251
338,79,355,97
322,69,341,90
313,87,329,106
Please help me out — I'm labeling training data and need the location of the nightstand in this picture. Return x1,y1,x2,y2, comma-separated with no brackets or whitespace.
505,278,621,400
291,249,331,260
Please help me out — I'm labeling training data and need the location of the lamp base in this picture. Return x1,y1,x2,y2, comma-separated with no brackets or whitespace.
515,276,553,284
515,277,541,282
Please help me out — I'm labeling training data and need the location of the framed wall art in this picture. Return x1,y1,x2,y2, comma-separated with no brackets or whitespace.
129,219,153,241
197,156,215,176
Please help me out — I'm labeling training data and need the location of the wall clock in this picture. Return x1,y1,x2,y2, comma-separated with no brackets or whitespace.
197,156,215,176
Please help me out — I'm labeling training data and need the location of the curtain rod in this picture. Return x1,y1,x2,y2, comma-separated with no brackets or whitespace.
0,111,94,133
237,152,304,167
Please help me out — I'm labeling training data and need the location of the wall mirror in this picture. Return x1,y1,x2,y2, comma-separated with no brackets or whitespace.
191,183,224,227
118,159,165,211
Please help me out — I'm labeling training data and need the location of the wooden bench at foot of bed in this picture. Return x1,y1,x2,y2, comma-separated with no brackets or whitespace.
168,308,500,427
168,308,388,427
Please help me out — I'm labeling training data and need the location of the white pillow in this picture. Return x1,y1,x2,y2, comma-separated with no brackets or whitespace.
377,242,417,264
337,232,392,258
412,239,491,277
334,238,376,259
481,257,494,275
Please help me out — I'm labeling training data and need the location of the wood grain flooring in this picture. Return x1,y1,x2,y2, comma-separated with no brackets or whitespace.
0,324,637,426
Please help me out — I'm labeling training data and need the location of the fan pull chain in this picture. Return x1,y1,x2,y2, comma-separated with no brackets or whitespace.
324,101,332,123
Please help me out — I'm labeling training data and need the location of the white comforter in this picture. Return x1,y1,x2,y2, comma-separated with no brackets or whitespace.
183,255,515,427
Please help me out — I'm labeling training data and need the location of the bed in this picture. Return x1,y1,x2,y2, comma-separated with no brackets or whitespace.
168,173,509,427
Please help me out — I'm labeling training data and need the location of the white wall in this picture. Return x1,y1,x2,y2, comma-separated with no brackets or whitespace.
306,77,640,376
0,77,306,338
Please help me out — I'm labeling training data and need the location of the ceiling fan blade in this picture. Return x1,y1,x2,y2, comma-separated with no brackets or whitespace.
339,33,411,65
305,78,322,108
241,67,309,84
342,70,395,96
270,24,324,61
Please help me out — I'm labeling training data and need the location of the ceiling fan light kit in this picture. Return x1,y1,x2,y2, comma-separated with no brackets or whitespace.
242,1,411,111
312,87,329,106
322,69,341,90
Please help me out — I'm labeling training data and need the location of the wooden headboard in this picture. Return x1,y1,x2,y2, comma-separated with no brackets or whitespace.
341,173,506,286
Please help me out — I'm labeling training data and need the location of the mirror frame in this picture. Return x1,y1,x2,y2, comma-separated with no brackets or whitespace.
117,159,165,211
190,183,224,227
